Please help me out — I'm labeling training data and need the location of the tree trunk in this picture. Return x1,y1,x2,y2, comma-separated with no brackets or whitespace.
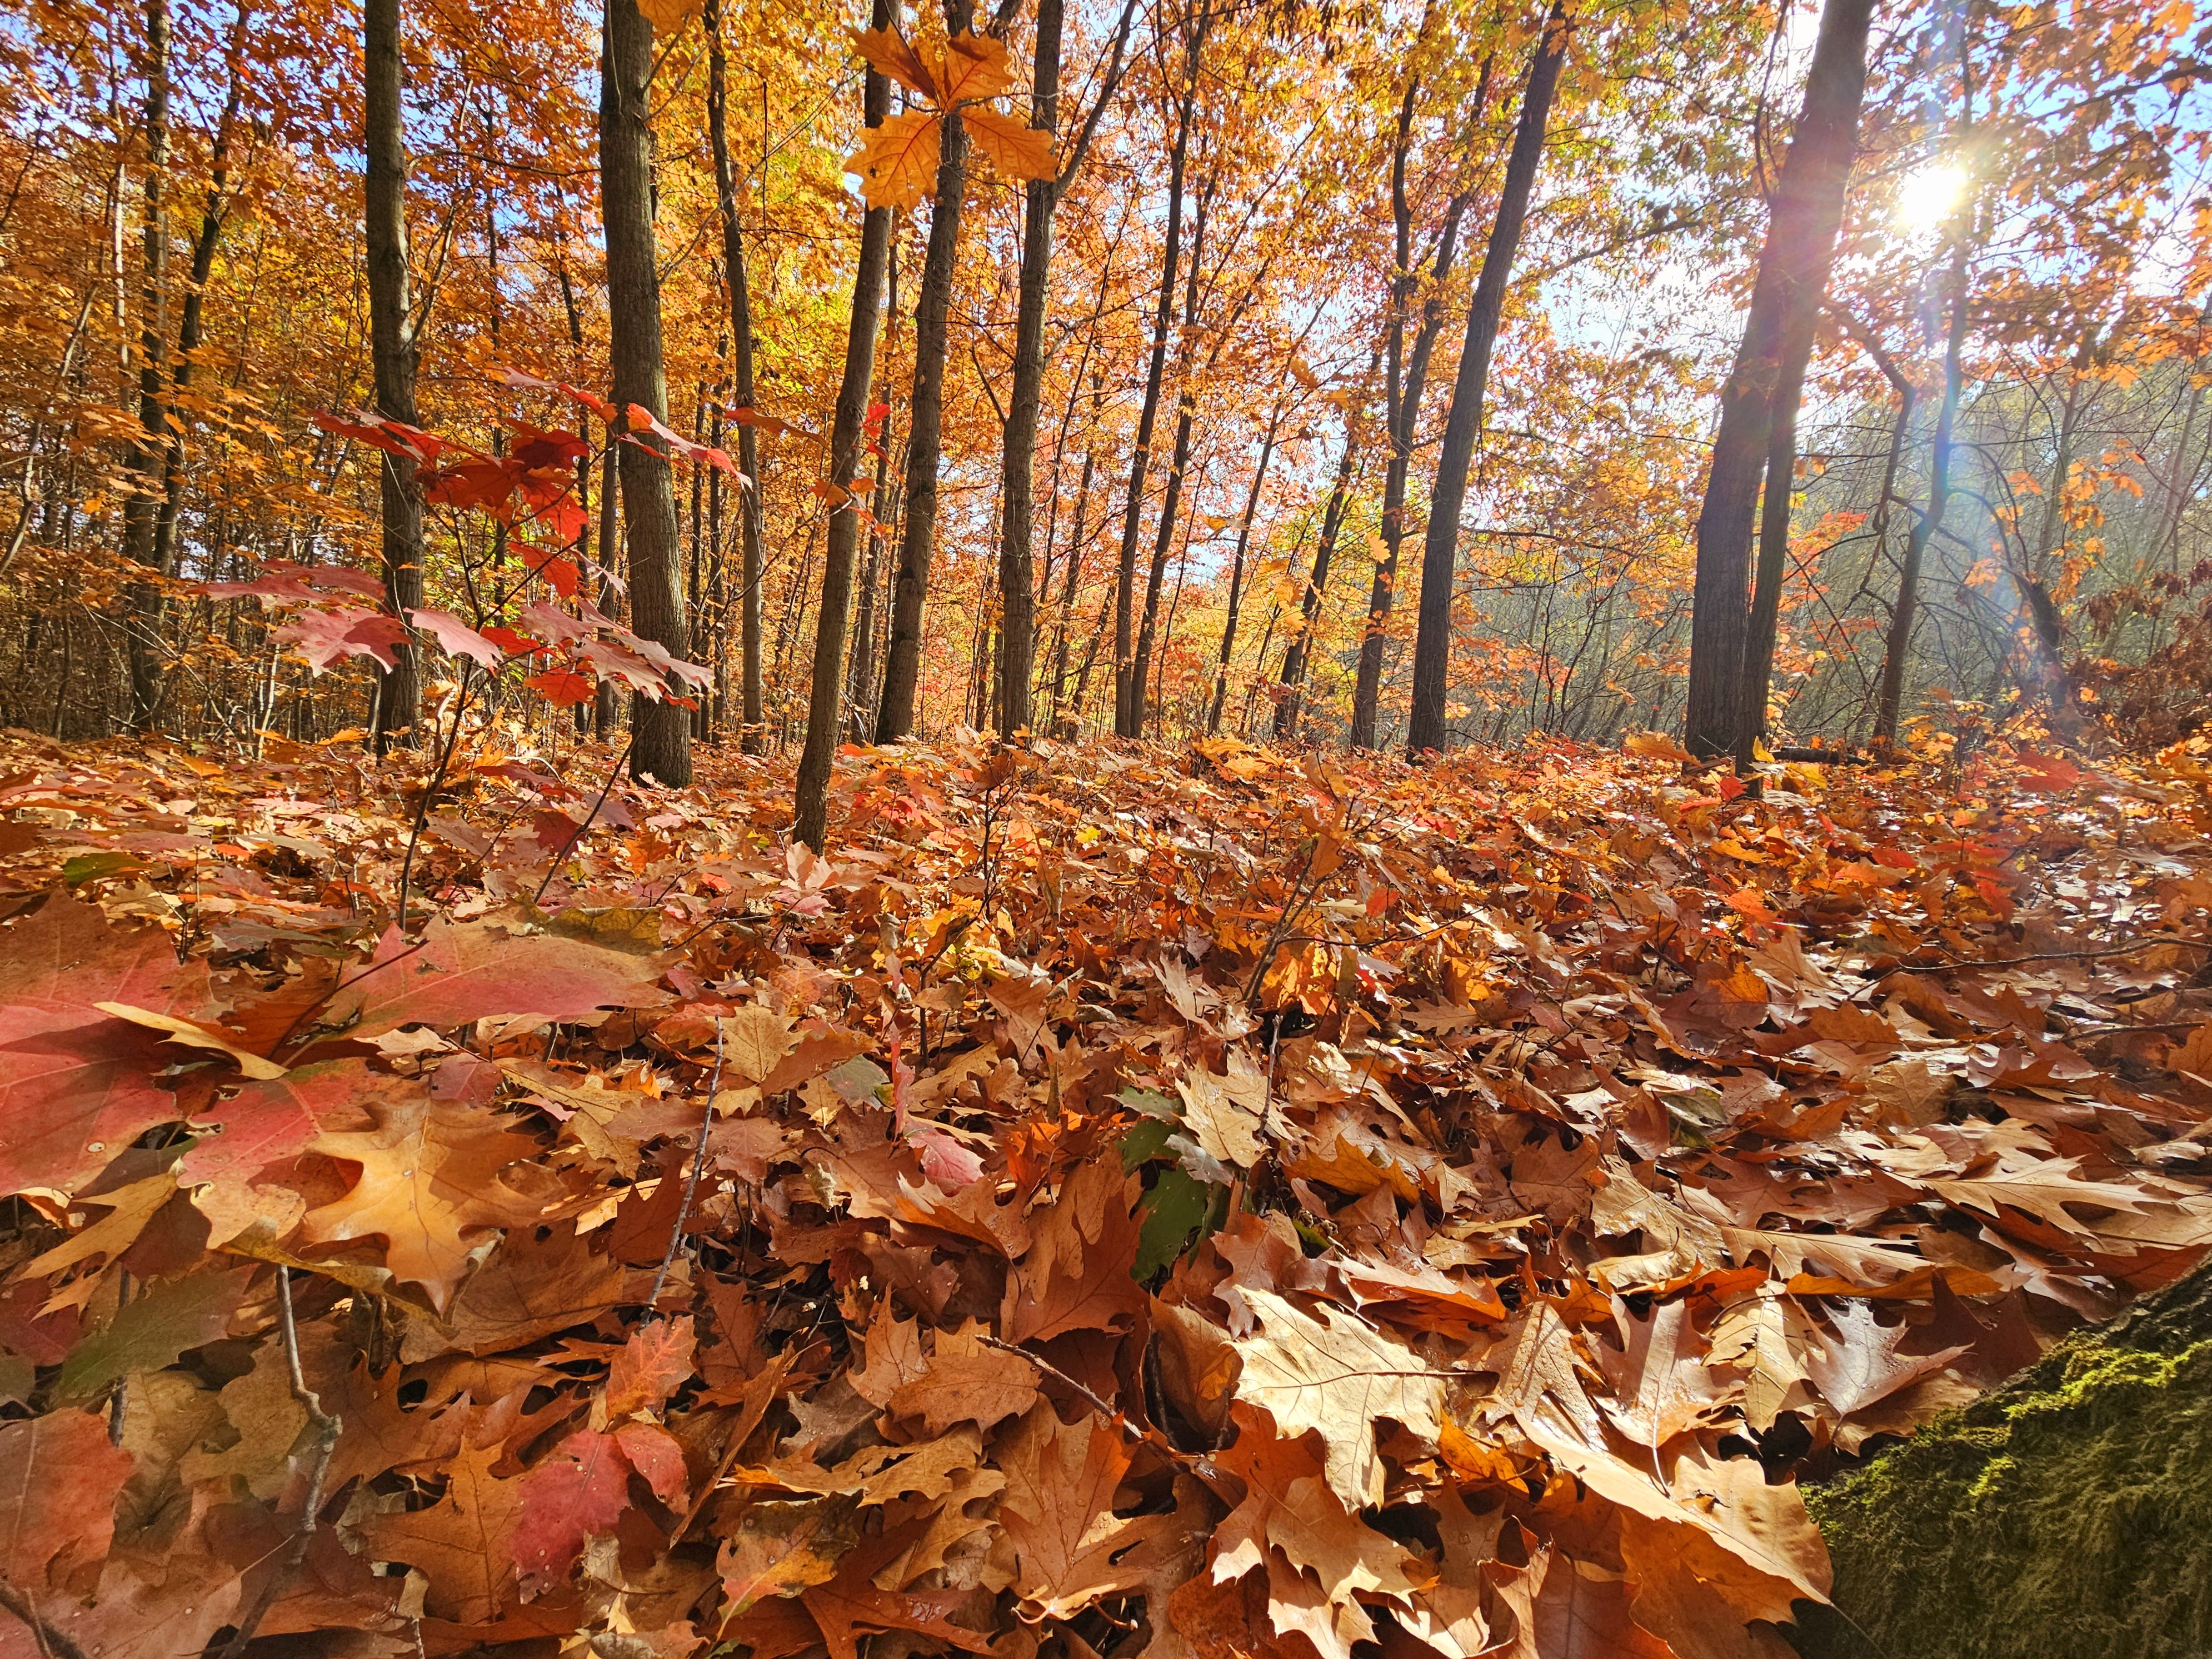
1402,11,1569,759
1115,2,1208,737
875,0,974,743
365,0,424,753
705,0,767,754
593,426,621,741
1796,1258,2212,1659
121,0,171,732
1682,0,1874,761
1350,50,1478,753
600,0,692,787
792,0,896,850
1276,360,1374,743
1874,231,1969,746
1207,401,1285,733
1131,188,1210,736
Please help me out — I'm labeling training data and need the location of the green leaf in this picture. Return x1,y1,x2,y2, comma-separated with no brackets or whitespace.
1116,1087,1180,1121
1134,1167,1214,1279
1119,1118,1177,1171
63,851,141,886
53,1267,254,1403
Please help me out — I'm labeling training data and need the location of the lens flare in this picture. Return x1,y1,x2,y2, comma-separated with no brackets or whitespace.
1895,161,1969,232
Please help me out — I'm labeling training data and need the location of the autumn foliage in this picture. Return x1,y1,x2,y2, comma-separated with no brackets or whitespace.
1,725,2209,1657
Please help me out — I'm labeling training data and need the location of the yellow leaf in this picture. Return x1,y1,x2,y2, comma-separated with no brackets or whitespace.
849,109,942,211
927,31,1015,104
94,1001,286,1078
635,0,700,36
850,24,935,99
1624,729,1694,764
961,107,1056,182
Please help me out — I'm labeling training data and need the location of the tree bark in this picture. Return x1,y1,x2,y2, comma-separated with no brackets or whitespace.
705,0,767,754
1874,229,1970,746
364,0,424,753
876,0,976,743
1682,0,1874,761
121,0,171,732
1207,399,1285,733
1276,358,1375,743
1114,1,1208,737
1403,12,1569,759
1350,47,1481,753
792,0,896,850
600,0,692,786
1130,187,1209,738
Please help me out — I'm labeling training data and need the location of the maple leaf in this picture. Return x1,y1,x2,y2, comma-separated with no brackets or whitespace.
299,1092,542,1309
998,1405,1185,1618
359,1437,525,1623
408,606,506,668
962,107,1056,182
513,1428,634,1591
0,896,208,1196
273,606,411,674
606,1315,697,1416
1229,1286,1445,1510
850,111,942,212
1000,1154,1146,1343
0,1407,134,1595
333,914,666,1037
92,1000,286,1078
1209,1413,1418,1606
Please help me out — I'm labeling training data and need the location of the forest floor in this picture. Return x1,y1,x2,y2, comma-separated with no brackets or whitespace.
2,724,2210,1658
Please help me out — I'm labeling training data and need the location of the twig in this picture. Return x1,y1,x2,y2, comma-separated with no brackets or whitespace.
648,1016,723,1308
531,736,635,907
1888,936,2212,973
0,1585,87,1659
392,668,477,937
213,1267,342,1659
974,1334,1202,1473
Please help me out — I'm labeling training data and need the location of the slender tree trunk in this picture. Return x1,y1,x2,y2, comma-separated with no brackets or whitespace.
593,426,620,740
876,0,975,742
1115,3,1208,737
994,0,1063,738
1351,54,1477,752
793,0,896,849
1131,189,1209,735
1874,231,1970,746
1277,360,1374,742
1735,378,1804,765
600,0,692,786
121,0,171,731
706,0,767,753
1207,404,1285,732
364,0,424,752
1404,12,1570,759
1683,0,1874,760
151,6,247,588
1048,429,1097,724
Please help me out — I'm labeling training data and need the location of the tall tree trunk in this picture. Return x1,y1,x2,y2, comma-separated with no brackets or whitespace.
1874,230,1970,746
993,0,1063,739
876,0,975,743
600,0,692,786
151,3,247,587
1683,0,1874,761
593,428,621,741
706,0,767,754
1403,11,1569,759
1276,359,1375,742
996,0,1133,737
792,0,896,850
121,0,171,732
1131,188,1211,735
1114,2,1209,737
1350,49,1481,752
1207,399,1285,733
364,0,424,753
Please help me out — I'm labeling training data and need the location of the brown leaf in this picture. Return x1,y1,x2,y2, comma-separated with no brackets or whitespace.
999,1405,1185,1619
1001,1155,1145,1344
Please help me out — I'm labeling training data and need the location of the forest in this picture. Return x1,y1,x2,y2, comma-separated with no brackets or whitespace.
2,0,2211,1653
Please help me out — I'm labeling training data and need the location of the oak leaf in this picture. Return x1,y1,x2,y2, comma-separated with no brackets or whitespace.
1000,1155,1145,1344
998,1405,1185,1619
963,108,1056,182
850,111,942,212
359,1437,525,1622
1209,1413,1417,1605
606,1315,697,1416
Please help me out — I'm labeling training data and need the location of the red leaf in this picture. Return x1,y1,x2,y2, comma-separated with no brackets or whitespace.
526,668,596,707
506,418,589,471
612,1420,688,1507
313,407,443,464
481,626,548,658
0,1408,136,1587
537,556,583,599
408,608,505,668
513,1429,633,1590
273,607,412,674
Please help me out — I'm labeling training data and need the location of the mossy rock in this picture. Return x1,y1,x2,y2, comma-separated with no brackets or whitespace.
1794,1262,2212,1659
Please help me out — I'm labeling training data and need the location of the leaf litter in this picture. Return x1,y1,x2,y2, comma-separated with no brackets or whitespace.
0,726,2209,1657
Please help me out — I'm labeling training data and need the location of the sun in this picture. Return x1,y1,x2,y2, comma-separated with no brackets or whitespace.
1895,161,1970,233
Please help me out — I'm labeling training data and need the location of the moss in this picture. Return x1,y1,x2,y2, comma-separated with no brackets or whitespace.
1794,1264,2212,1659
